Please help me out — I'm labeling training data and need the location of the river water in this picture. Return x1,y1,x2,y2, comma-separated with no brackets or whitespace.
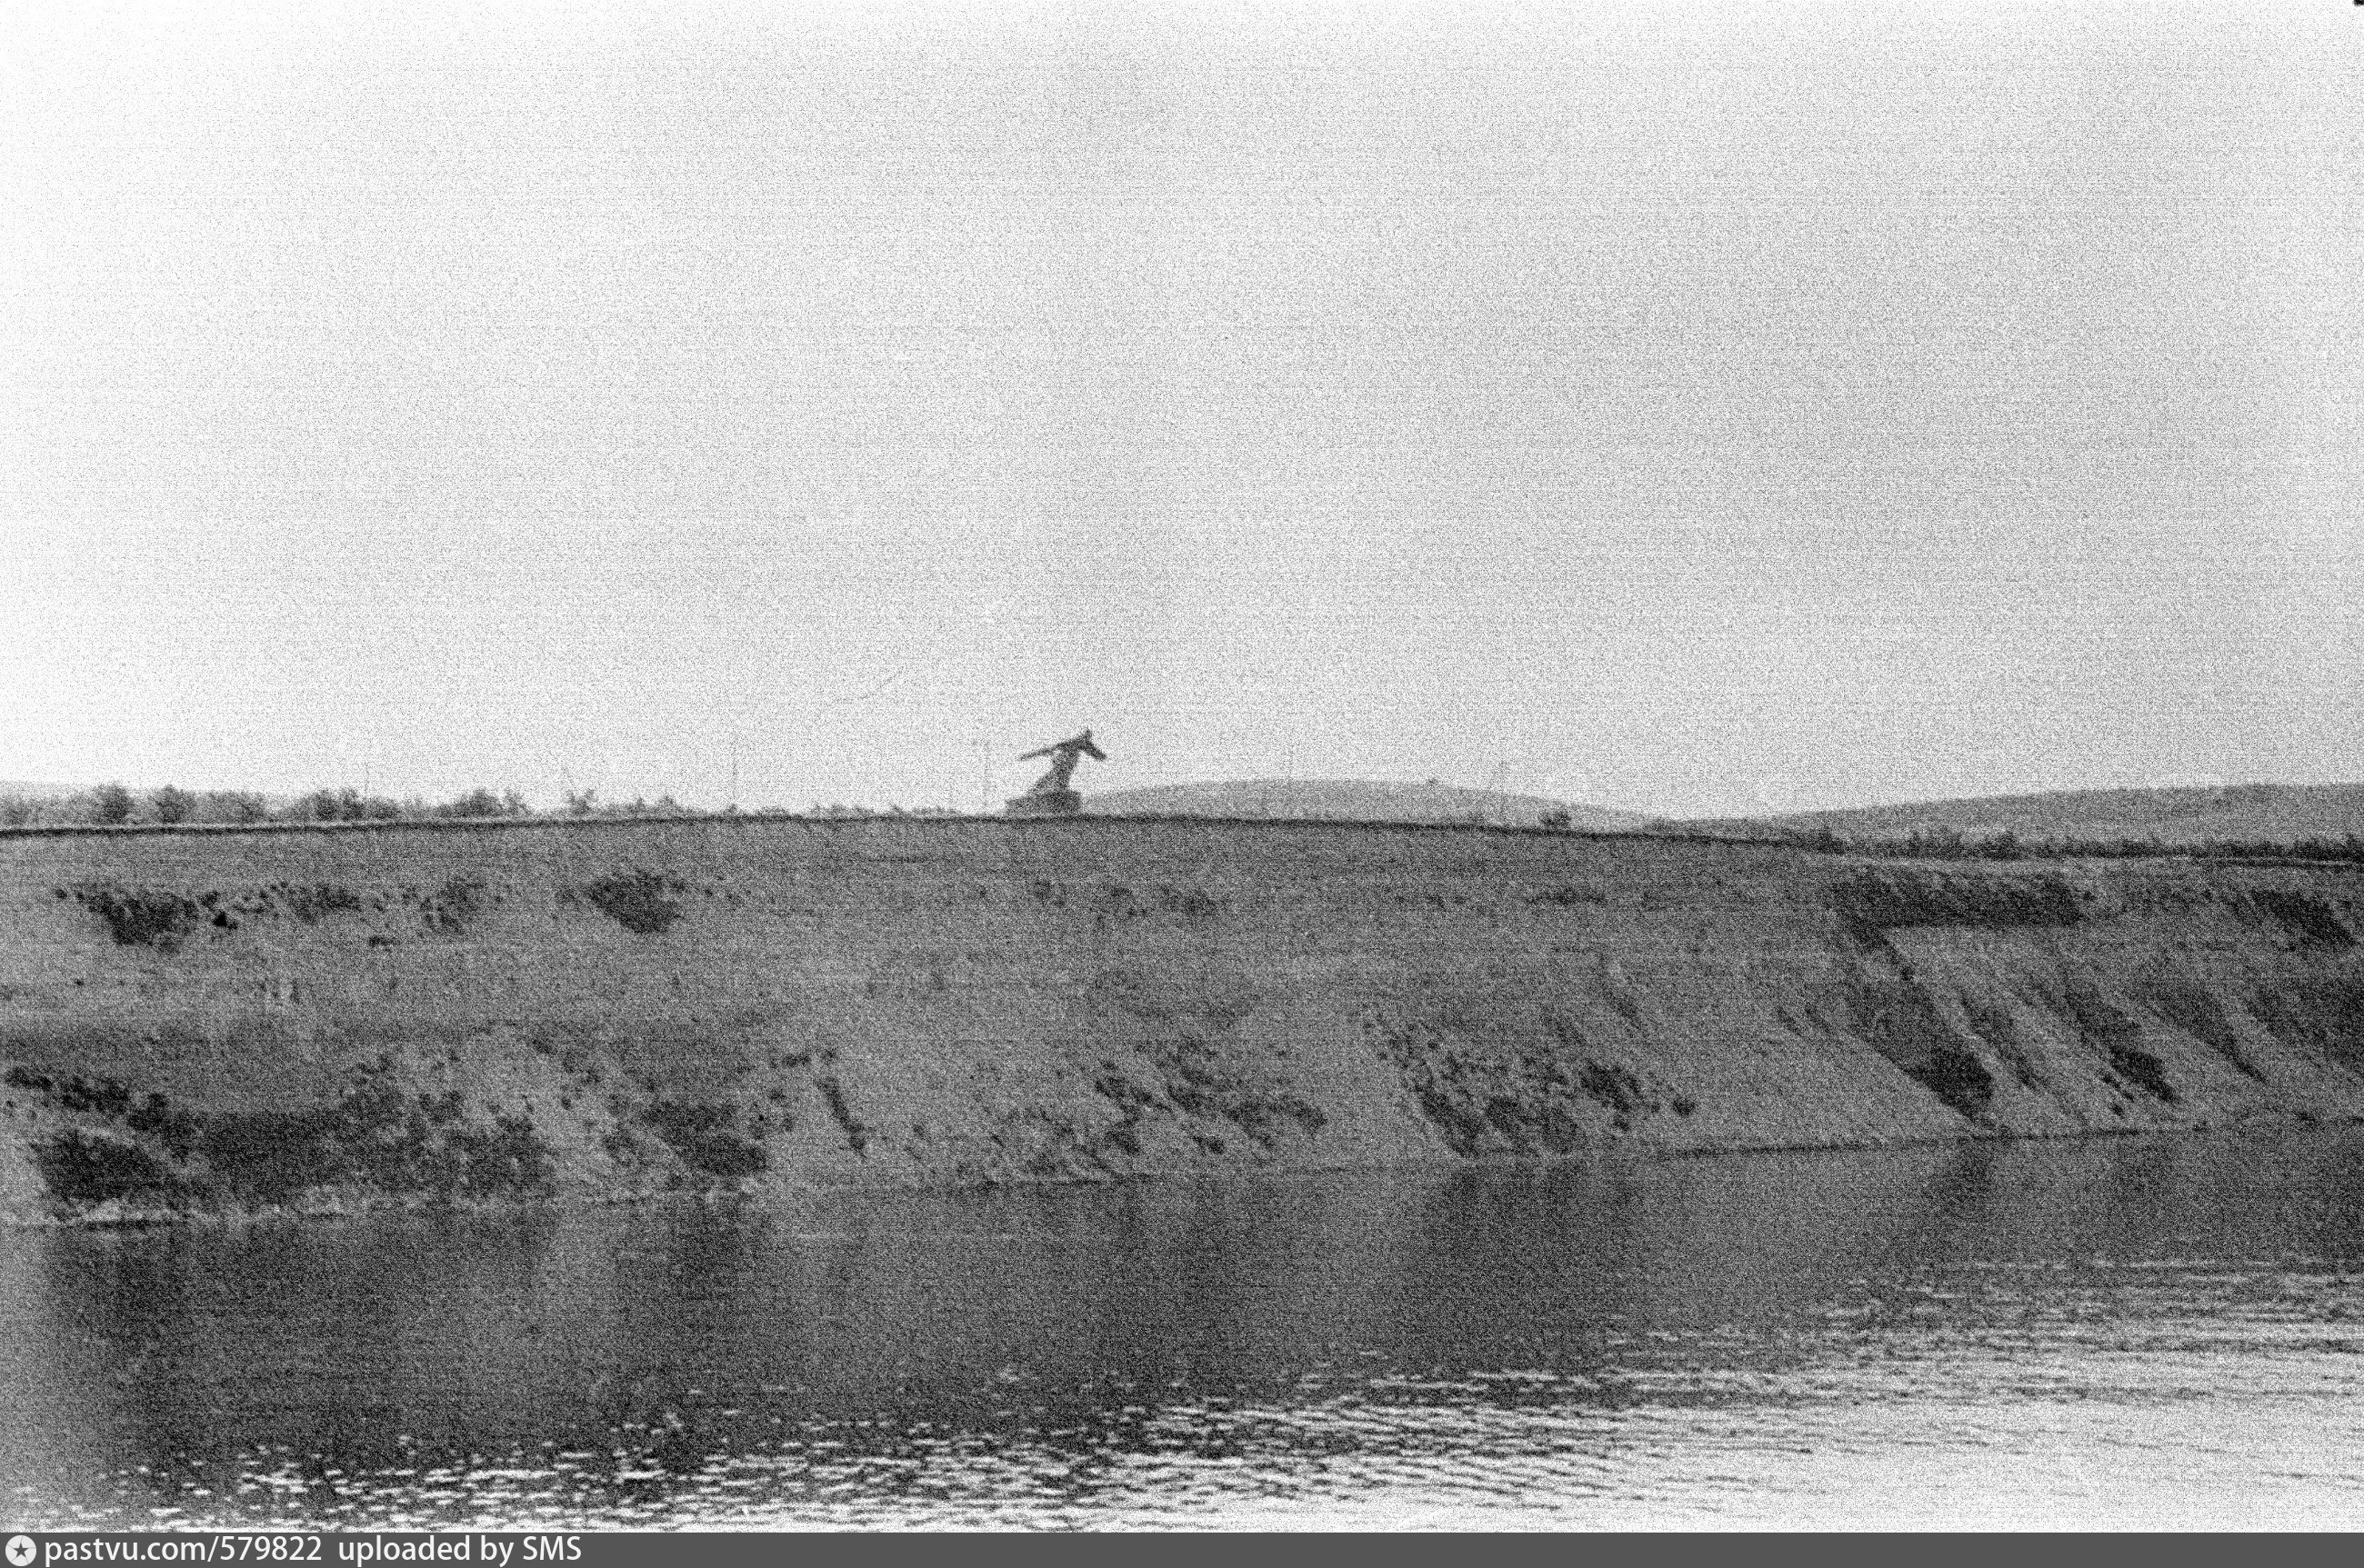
5,1127,2363,1530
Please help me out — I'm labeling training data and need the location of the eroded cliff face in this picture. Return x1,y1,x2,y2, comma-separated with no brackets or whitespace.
1,816,2359,1222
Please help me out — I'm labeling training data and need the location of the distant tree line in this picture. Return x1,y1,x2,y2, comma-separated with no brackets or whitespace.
0,784,976,829
0,784,675,829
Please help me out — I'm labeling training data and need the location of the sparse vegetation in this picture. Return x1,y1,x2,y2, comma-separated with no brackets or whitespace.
2143,984,2259,1081
1843,978,1997,1120
55,1075,134,1116
190,1082,556,1206
639,1100,768,1178
2244,980,2364,1074
1150,1035,1326,1147
18,1067,557,1211
274,883,365,924
126,1090,202,1158
2249,890,2356,951
1765,822,2364,868
1578,1061,1650,1117
1913,1046,2000,1118
34,1130,189,1206
816,1077,868,1154
72,885,205,951
419,876,487,934
576,869,686,934
2047,985,2179,1105
1830,869,2083,943
1379,1016,1684,1154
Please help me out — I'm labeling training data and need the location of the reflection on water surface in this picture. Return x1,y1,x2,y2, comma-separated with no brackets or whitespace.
6,1128,2363,1527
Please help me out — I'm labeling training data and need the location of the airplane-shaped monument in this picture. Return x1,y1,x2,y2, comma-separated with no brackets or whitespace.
1004,730,1105,817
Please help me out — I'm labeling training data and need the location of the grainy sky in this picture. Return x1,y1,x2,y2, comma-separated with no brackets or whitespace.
3,1,2356,816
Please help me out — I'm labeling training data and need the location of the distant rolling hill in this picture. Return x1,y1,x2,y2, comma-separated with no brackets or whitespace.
1087,778,1655,833
1681,782,2364,848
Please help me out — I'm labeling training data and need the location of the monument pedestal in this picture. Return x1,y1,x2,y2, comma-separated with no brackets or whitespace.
1004,789,1082,818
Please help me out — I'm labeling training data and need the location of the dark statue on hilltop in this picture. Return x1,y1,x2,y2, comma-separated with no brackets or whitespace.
1006,730,1105,817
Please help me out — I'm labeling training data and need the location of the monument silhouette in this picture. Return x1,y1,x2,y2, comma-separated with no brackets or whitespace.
1005,730,1106,817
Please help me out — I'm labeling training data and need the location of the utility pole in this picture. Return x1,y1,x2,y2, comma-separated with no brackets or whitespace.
1485,760,1511,826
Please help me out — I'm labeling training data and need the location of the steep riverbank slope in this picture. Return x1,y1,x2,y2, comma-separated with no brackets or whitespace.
2,816,2359,1222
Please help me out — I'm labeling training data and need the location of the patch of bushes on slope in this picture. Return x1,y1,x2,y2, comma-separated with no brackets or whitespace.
1958,994,2043,1092
2248,890,2357,953
1375,1015,1688,1156
573,869,687,935
2245,980,2364,1074
268,883,365,924
1773,820,2364,868
1577,1058,1696,1120
1841,979,1997,1121
33,1131,193,1207
17,1067,556,1210
1039,879,1224,924
814,1076,867,1155
1830,869,2084,948
2048,985,2179,1104
975,1102,1129,1180
2142,984,2265,1083
637,1100,769,1178
1091,1069,1159,1155
415,877,488,934
197,1080,556,1206
68,885,207,952
56,1074,132,1116
1149,1034,1327,1151
8,1073,207,1159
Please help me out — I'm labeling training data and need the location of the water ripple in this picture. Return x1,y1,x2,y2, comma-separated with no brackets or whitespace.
8,1128,2364,1528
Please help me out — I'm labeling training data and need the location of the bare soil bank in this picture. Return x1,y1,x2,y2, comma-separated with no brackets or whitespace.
2,815,2359,1223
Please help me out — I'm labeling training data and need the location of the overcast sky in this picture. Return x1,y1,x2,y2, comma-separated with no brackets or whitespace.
3,1,2356,816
